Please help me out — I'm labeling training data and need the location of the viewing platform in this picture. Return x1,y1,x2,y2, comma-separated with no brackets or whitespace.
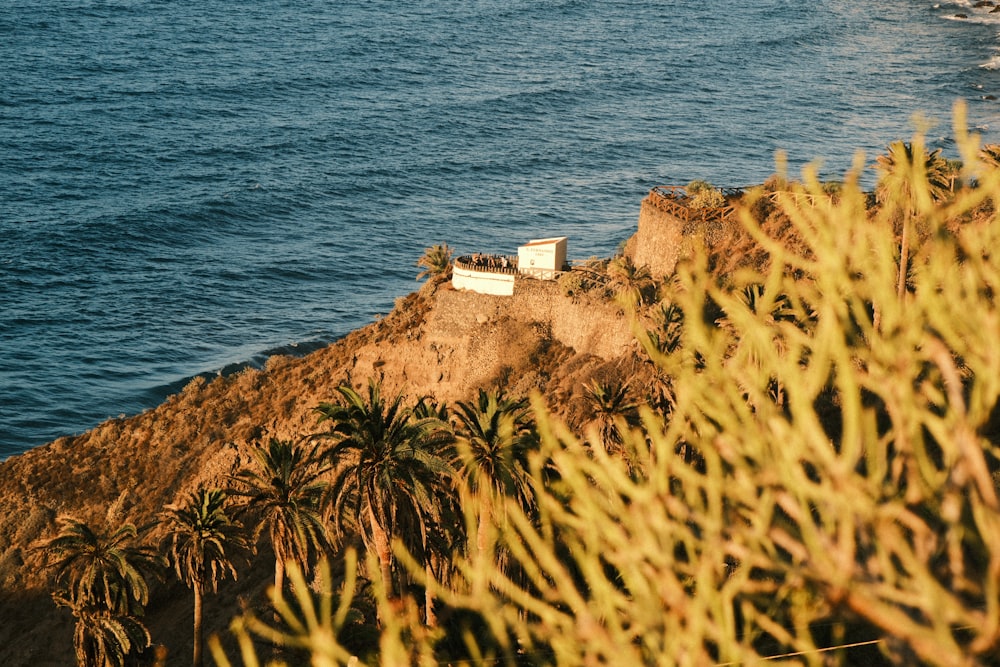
452,254,520,296
647,185,744,226
452,237,568,296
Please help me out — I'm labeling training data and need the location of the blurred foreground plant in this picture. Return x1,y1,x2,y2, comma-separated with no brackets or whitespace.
427,109,1000,666
210,554,366,667
216,105,1000,666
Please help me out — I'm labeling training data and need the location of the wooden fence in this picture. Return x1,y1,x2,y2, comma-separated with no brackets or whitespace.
648,185,745,226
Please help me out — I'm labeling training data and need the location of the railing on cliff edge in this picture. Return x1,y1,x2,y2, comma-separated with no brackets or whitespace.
648,185,745,226
649,184,855,226
454,254,520,276
453,254,571,282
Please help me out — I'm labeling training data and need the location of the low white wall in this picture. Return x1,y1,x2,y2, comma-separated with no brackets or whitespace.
452,265,516,296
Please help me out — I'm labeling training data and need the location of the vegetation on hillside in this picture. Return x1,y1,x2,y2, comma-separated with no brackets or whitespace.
685,179,726,209
31,105,1000,666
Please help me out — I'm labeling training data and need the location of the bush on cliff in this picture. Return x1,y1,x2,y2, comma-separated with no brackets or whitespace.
685,179,726,209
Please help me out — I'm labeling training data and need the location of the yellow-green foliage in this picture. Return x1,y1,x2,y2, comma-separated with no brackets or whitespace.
215,108,1000,666
438,114,1000,665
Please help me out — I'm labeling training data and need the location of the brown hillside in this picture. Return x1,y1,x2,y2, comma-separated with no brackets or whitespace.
0,270,648,666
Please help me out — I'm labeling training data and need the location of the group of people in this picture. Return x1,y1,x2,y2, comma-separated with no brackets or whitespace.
462,253,517,272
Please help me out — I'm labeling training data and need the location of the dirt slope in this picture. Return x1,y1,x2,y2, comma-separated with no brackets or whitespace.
0,273,646,665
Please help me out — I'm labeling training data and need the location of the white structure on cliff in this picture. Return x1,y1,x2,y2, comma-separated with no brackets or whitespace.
452,236,568,296
517,236,567,280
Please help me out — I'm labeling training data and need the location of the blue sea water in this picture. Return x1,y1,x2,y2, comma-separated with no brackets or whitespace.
2,0,1000,458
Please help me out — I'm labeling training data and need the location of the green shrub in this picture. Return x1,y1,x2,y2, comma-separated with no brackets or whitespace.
686,179,725,209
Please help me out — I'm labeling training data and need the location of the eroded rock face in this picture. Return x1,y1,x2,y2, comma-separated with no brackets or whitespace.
0,271,647,664
624,188,748,280
625,194,686,279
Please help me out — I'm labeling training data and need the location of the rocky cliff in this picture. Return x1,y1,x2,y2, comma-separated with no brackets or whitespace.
0,268,650,666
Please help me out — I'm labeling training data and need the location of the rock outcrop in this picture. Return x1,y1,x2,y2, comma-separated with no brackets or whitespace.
624,187,742,279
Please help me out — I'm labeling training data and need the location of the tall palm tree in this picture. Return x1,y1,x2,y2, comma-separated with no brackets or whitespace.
452,389,537,557
229,437,331,596
38,515,161,667
161,487,248,667
875,140,951,300
314,380,454,601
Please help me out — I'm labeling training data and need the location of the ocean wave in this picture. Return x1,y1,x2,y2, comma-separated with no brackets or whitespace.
981,52,1000,70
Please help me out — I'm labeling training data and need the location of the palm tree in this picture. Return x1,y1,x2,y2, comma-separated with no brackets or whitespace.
415,243,453,282
452,388,537,557
979,143,1000,172
606,255,655,308
875,140,951,300
51,599,152,667
314,380,455,601
229,437,331,596
584,379,638,454
161,487,249,667
38,515,161,666
41,516,160,617
412,394,450,422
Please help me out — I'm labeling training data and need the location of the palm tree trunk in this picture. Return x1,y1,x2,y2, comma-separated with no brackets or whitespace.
271,558,286,661
274,558,286,598
477,494,492,557
424,560,437,627
193,583,204,667
367,503,394,599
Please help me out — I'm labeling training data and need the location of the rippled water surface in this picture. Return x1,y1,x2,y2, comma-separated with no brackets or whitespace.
3,0,1000,457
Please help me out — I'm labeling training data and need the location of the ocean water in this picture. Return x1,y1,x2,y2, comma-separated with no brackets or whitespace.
2,0,1000,458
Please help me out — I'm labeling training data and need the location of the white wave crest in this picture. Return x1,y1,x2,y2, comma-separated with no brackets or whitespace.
981,52,1000,69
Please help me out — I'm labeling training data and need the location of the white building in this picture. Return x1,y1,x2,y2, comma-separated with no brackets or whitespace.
451,236,569,296
517,236,568,280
